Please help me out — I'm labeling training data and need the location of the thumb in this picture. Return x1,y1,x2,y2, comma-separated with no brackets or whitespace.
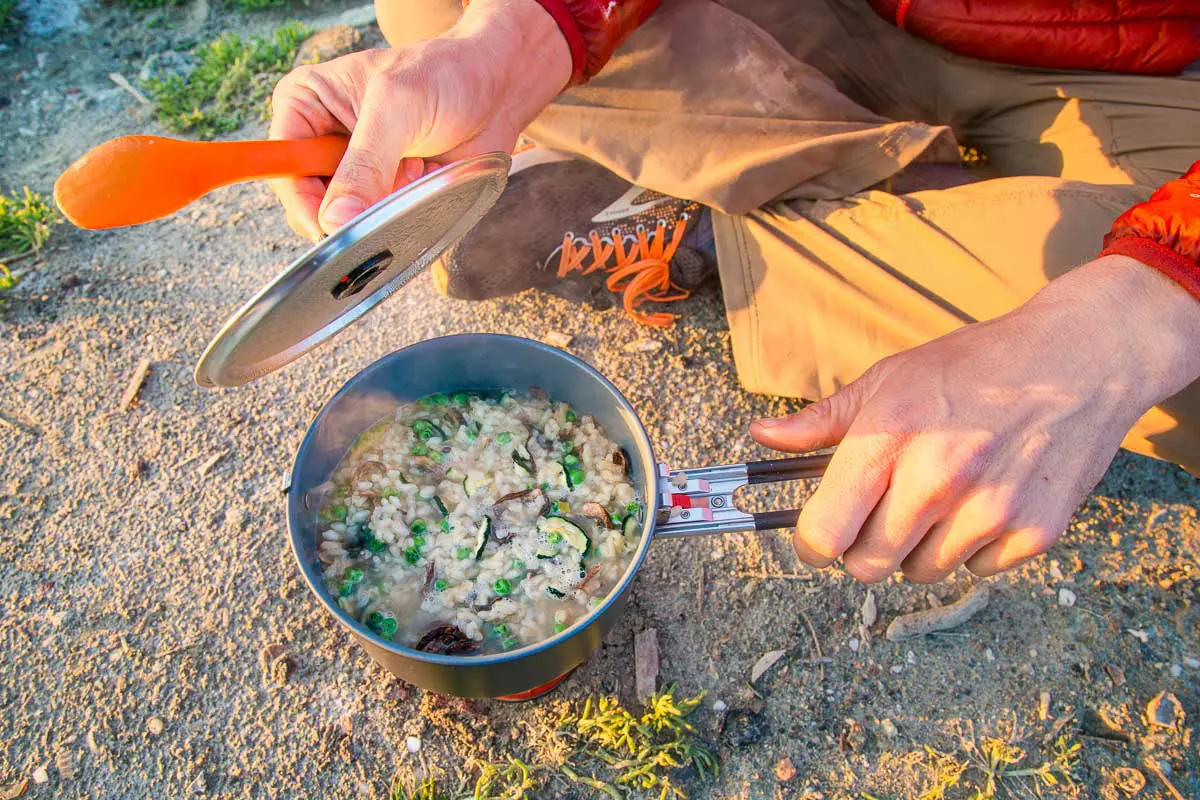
318,75,421,234
750,374,876,453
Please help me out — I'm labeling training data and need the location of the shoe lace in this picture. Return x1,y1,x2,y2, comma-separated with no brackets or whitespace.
555,215,692,328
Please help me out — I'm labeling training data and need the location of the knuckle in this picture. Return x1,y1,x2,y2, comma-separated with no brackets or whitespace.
901,562,945,584
842,552,892,584
332,150,389,195
793,525,844,563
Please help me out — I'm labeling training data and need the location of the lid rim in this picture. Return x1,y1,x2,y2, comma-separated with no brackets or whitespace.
193,152,511,388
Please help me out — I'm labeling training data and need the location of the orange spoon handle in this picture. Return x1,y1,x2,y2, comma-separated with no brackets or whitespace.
54,134,351,230
193,135,351,185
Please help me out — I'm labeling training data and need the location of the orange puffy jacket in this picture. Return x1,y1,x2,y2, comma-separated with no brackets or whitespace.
866,0,1200,75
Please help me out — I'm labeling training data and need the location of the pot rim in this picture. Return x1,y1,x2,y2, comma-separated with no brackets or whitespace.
287,333,660,668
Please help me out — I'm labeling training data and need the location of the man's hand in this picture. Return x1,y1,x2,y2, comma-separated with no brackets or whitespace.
268,0,571,241
752,255,1200,583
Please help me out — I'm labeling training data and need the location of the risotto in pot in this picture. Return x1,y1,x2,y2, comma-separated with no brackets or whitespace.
317,390,643,655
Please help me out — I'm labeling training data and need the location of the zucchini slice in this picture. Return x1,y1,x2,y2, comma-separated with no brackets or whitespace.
433,496,449,517
622,514,639,538
538,516,590,556
511,446,535,476
463,473,487,496
547,587,566,598
473,516,493,560
535,545,558,560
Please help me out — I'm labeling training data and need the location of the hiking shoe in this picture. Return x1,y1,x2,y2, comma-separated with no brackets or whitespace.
434,146,715,327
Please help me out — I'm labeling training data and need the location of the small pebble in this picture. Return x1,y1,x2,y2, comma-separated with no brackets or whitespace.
890,665,904,674
1184,657,1199,669
1038,691,1051,721
1146,691,1184,730
713,699,727,713
1169,664,1182,678
905,650,916,665
1048,561,1064,581
879,719,898,738
774,757,797,782
543,331,573,349
1057,588,1076,607
406,735,421,754
623,338,663,354
32,767,48,785
1127,629,1150,644
848,638,860,653
985,647,995,662
147,717,164,736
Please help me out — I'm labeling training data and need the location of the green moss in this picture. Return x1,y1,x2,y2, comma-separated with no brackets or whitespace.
143,21,310,139
0,0,20,32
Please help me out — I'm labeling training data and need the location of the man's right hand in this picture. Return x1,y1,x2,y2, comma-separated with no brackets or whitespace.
268,0,572,242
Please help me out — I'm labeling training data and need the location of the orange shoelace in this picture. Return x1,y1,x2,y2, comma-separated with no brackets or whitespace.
555,216,692,327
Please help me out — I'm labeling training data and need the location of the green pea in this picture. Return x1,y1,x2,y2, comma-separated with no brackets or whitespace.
563,454,580,466
547,532,563,544
412,535,425,548
433,579,448,592
497,432,512,444
512,559,525,572
440,519,451,533
554,622,567,634
625,501,640,515
429,450,445,464
365,531,387,553
404,547,421,565
466,428,479,442
410,519,428,535
410,444,429,456
338,580,356,598
568,468,586,487
381,488,401,500
367,611,398,639
331,504,348,521
455,547,471,560
452,392,469,407
429,393,448,406
493,578,511,597
565,409,578,422
500,636,520,651
345,568,363,583
540,482,551,492
493,623,511,637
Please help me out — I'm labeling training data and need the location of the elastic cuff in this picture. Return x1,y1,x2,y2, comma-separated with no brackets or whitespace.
527,0,588,86
1100,236,1200,303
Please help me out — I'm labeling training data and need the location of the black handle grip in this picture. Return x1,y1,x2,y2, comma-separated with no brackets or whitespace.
746,453,832,485
752,509,801,531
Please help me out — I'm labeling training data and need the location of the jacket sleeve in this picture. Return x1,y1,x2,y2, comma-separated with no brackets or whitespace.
866,0,1200,75
1099,161,1200,302
526,0,663,85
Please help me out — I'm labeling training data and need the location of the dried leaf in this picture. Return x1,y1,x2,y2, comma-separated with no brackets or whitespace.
622,338,662,354
750,649,786,683
861,590,877,627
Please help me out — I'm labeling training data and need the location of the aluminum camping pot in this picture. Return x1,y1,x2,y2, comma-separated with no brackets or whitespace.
287,334,830,699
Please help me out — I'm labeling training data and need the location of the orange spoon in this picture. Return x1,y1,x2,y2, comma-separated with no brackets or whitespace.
54,134,351,230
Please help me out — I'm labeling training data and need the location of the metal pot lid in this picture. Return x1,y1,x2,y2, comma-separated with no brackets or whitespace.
194,152,511,388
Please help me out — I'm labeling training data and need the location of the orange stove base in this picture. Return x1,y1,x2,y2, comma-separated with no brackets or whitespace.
495,669,575,702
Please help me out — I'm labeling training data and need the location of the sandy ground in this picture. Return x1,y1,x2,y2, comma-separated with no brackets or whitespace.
1,3,1198,798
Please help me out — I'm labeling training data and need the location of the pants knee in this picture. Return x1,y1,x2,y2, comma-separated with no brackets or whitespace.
375,0,462,48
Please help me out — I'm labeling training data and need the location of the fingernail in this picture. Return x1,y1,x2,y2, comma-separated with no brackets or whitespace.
320,197,365,230
753,418,784,430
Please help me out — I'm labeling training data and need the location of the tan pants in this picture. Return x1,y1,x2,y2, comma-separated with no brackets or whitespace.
378,0,1200,473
